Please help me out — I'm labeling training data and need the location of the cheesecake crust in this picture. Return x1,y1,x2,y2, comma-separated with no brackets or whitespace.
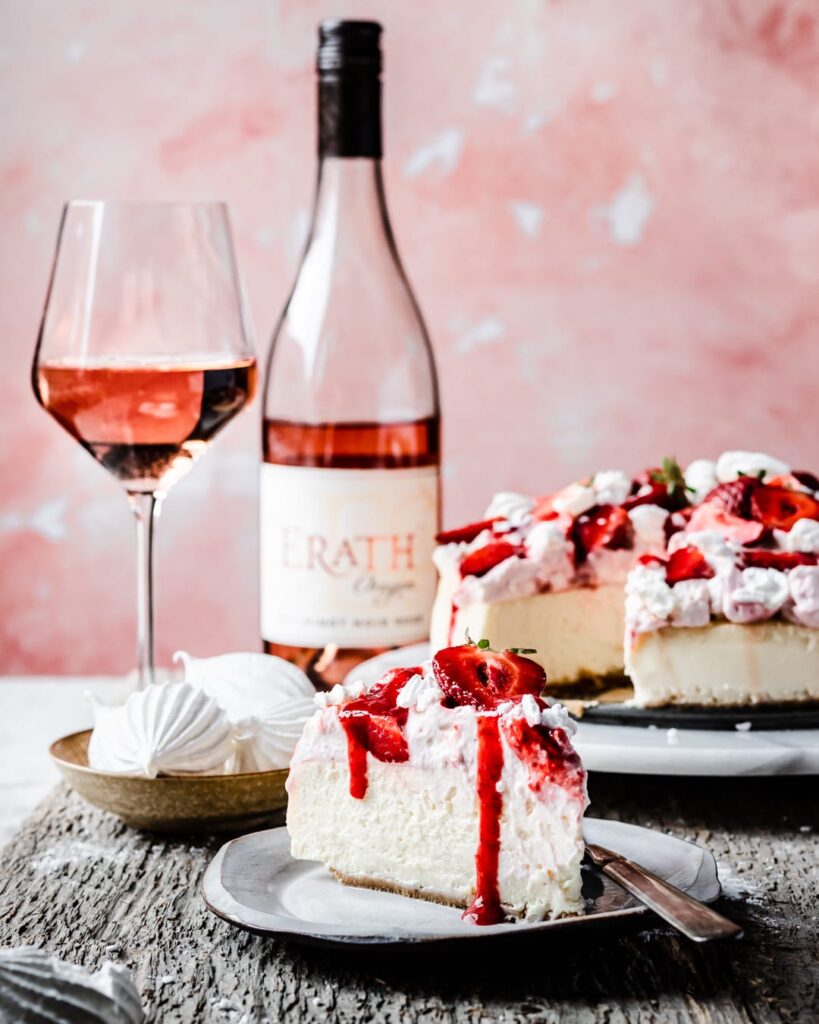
330,868,470,910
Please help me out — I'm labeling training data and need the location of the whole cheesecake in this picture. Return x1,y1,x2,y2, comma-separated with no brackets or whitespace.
286,645,588,925
430,451,819,706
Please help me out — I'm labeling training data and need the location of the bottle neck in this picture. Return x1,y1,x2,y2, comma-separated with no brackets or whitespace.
309,158,394,251
318,72,381,159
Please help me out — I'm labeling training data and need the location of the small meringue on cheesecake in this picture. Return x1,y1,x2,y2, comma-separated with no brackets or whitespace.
286,643,588,925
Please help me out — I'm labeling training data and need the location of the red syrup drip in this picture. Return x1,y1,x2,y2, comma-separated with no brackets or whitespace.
340,715,369,799
447,602,458,646
463,714,505,926
336,667,418,800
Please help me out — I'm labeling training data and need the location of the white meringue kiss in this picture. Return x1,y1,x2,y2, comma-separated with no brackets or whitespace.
174,651,316,771
87,681,232,778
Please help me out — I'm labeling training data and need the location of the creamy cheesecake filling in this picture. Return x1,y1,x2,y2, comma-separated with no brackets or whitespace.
431,577,625,685
287,652,588,925
626,622,819,707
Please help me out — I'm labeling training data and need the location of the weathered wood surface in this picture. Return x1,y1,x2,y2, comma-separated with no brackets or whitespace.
0,776,816,1024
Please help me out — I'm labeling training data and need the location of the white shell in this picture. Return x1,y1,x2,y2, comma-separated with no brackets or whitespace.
174,651,316,771
0,947,144,1024
87,681,233,778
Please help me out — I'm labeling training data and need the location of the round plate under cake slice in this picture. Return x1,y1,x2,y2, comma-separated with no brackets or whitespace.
201,819,719,946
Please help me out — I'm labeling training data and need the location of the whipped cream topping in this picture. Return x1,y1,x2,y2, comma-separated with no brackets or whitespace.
715,450,790,483
454,556,542,607
778,518,819,554
627,503,669,553
784,566,819,628
439,454,819,627
484,491,536,526
684,459,718,503
722,567,789,624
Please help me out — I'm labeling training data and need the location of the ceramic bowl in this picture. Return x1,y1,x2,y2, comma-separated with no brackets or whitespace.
49,729,288,834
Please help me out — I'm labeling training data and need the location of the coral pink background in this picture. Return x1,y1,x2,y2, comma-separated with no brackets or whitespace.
2,1,817,674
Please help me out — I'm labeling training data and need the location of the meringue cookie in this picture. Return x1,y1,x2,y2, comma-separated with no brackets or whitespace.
174,651,316,771
88,682,233,777
684,459,718,503
715,450,789,484
484,491,535,526
784,565,819,628
722,567,789,624
0,948,144,1024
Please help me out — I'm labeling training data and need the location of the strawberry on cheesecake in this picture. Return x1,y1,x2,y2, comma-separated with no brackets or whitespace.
430,460,688,686
286,643,588,925
625,455,819,707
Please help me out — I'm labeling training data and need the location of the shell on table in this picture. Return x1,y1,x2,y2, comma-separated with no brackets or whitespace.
0,946,144,1024
87,681,233,778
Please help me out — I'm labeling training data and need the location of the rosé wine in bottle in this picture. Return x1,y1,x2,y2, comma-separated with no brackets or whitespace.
261,20,440,686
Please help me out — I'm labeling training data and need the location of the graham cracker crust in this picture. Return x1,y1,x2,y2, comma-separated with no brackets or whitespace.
330,868,468,911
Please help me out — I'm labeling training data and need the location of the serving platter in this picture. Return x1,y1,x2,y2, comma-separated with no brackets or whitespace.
201,820,720,946
50,729,288,833
348,644,819,776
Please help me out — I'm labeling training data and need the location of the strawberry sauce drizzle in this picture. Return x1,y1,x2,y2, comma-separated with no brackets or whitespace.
340,715,369,799
463,715,505,926
447,602,458,646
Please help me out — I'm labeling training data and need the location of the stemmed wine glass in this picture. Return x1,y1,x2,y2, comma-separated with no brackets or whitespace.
32,202,256,688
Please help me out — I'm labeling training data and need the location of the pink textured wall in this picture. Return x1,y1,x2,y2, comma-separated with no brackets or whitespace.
2,0,817,674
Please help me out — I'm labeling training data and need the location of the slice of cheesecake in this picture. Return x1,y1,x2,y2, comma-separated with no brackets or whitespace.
286,644,588,924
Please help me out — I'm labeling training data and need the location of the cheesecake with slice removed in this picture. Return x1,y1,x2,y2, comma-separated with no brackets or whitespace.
430,451,819,707
286,644,588,924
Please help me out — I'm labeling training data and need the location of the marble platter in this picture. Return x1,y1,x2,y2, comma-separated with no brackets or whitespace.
348,644,819,777
201,819,720,946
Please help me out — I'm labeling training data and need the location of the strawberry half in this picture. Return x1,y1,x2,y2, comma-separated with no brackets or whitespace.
436,518,500,545
739,550,818,571
459,541,521,578
749,485,819,531
432,645,546,708
701,477,759,518
686,503,766,545
572,504,634,562
794,470,819,492
665,547,715,585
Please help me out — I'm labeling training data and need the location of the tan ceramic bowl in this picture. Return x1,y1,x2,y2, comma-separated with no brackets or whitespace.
50,729,289,834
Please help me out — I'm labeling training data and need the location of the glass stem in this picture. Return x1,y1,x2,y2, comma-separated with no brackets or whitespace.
128,492,161,689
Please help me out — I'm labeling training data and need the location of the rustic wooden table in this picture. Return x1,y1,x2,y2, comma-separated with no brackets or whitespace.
0,773,815,1023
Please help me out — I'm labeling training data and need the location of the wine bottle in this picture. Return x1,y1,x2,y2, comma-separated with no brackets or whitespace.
261,20,440,686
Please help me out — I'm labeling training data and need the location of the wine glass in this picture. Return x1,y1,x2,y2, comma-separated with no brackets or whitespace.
32,201,256,688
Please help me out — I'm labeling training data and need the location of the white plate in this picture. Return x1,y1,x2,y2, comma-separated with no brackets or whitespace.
347,644,819,777
201,821,719,946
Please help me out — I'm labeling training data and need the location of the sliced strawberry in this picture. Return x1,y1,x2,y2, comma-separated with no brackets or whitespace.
459,541,520,579
749,485,819,531
701,477,759,518
665,547,715,585
436,518,500,545
360,667,422,714
686,503,766,544
793,470,819,492
531,495,558,520
638,553,666,567
622,481,667,511
739,550,818,570
364,714,409,762
572,504,634,562
432,645,546,708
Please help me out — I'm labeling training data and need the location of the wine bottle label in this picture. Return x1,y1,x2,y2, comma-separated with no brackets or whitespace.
260,464,439,647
